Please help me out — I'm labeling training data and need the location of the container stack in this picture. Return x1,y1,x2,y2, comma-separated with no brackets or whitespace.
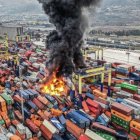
130,120,140,140
0,39,140,139
116,65,129,79
111,102,133,132
113,82,139,99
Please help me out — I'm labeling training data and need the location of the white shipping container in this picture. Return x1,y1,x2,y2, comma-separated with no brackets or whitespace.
85,129,106,140
43,120,59,134
0,134,8,140
6,133,14,139
17,124,26,135
25,127,32,139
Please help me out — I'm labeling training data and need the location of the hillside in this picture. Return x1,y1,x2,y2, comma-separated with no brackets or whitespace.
0,0,140,26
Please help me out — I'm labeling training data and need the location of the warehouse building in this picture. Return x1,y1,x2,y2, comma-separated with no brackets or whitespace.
0,24,24,41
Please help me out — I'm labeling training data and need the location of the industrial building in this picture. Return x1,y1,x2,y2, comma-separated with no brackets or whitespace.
0,24,24,41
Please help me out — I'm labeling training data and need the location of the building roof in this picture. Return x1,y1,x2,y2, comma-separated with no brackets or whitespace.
0,24,23,28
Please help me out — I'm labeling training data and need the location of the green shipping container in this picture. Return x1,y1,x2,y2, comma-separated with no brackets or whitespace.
0,93,13,105
121,83,138,91
130,132,140,140
96,131,116,140
47,102,53,109
111,115,130,131
138,89,140,95
0,120,5,125
9,112,15,120
115,84,121,87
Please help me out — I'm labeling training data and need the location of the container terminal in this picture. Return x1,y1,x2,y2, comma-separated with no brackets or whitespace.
0,1,140,140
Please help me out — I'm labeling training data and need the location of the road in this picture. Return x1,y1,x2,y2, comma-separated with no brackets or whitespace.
103,49,140,69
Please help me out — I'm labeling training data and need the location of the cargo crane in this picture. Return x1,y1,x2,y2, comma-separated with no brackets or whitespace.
82,46,104,60
0,34,19,64
72,66,112,96
16,35,31,43
0,34,9,57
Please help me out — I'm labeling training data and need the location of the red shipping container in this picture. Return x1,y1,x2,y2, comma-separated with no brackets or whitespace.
86,98,100,109
53,96,62,105
94,96,110,105
37,110,48,120
28,67,34,71
44,111,52,119
82,101,89,113
64,98,73,107
130,127,140,137
37,96,49,105
67,126,79,139
31,137,39,140
5,118,11,127
11,119,20,127
66,120,84,139
15,130,26,140
40,124,53,140
26,119,39,133
89,113,98,119
13,95,25,103
79,134,91,140
41,131,50,140
134,94,140,102
88,106,100,116
32,98,44,110
14,110,23,121
128,134,138,140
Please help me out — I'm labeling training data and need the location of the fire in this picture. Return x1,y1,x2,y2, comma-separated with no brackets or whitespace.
41,74,67,96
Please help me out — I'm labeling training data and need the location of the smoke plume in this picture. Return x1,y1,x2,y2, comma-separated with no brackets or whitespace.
38,0,101,77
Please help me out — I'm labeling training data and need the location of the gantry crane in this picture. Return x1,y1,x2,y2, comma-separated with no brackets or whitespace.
0,34,19,64
82,46,104,60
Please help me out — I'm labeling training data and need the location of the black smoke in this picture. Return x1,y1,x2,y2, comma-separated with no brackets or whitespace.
38,0,101,77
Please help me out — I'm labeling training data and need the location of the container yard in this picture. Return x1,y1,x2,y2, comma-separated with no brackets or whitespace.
0,0,140,140
0,33,139,140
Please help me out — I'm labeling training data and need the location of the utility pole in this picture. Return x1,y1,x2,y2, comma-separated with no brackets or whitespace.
19,66,25,124
127,45,130,64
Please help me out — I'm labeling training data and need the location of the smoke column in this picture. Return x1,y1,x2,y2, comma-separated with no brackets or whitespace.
38,0,101,77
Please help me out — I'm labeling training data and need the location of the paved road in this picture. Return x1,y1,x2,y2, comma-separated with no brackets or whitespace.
103,49,140,69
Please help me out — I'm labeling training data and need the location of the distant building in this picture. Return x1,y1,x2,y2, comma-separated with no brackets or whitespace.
0,24,24,41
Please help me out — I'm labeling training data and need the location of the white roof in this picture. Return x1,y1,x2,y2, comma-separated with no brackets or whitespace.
33,41,45,47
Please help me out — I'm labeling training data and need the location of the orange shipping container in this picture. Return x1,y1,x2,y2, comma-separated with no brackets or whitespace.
1,106,7,112
10,135,21,140
93,89,107,99
51,109,62,116
82,101,89,113
1,112,8,120
0,96,6,106
40,124,53,140
33,120,41,127
37,95,49,105
111,110,132,122
66,120,84,138
105,111,111,119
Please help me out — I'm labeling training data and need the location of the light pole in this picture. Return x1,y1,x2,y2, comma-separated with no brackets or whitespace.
19,66,25,124
127,45,130,64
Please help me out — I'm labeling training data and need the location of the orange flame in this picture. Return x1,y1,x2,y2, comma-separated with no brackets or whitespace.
41,74,67,96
